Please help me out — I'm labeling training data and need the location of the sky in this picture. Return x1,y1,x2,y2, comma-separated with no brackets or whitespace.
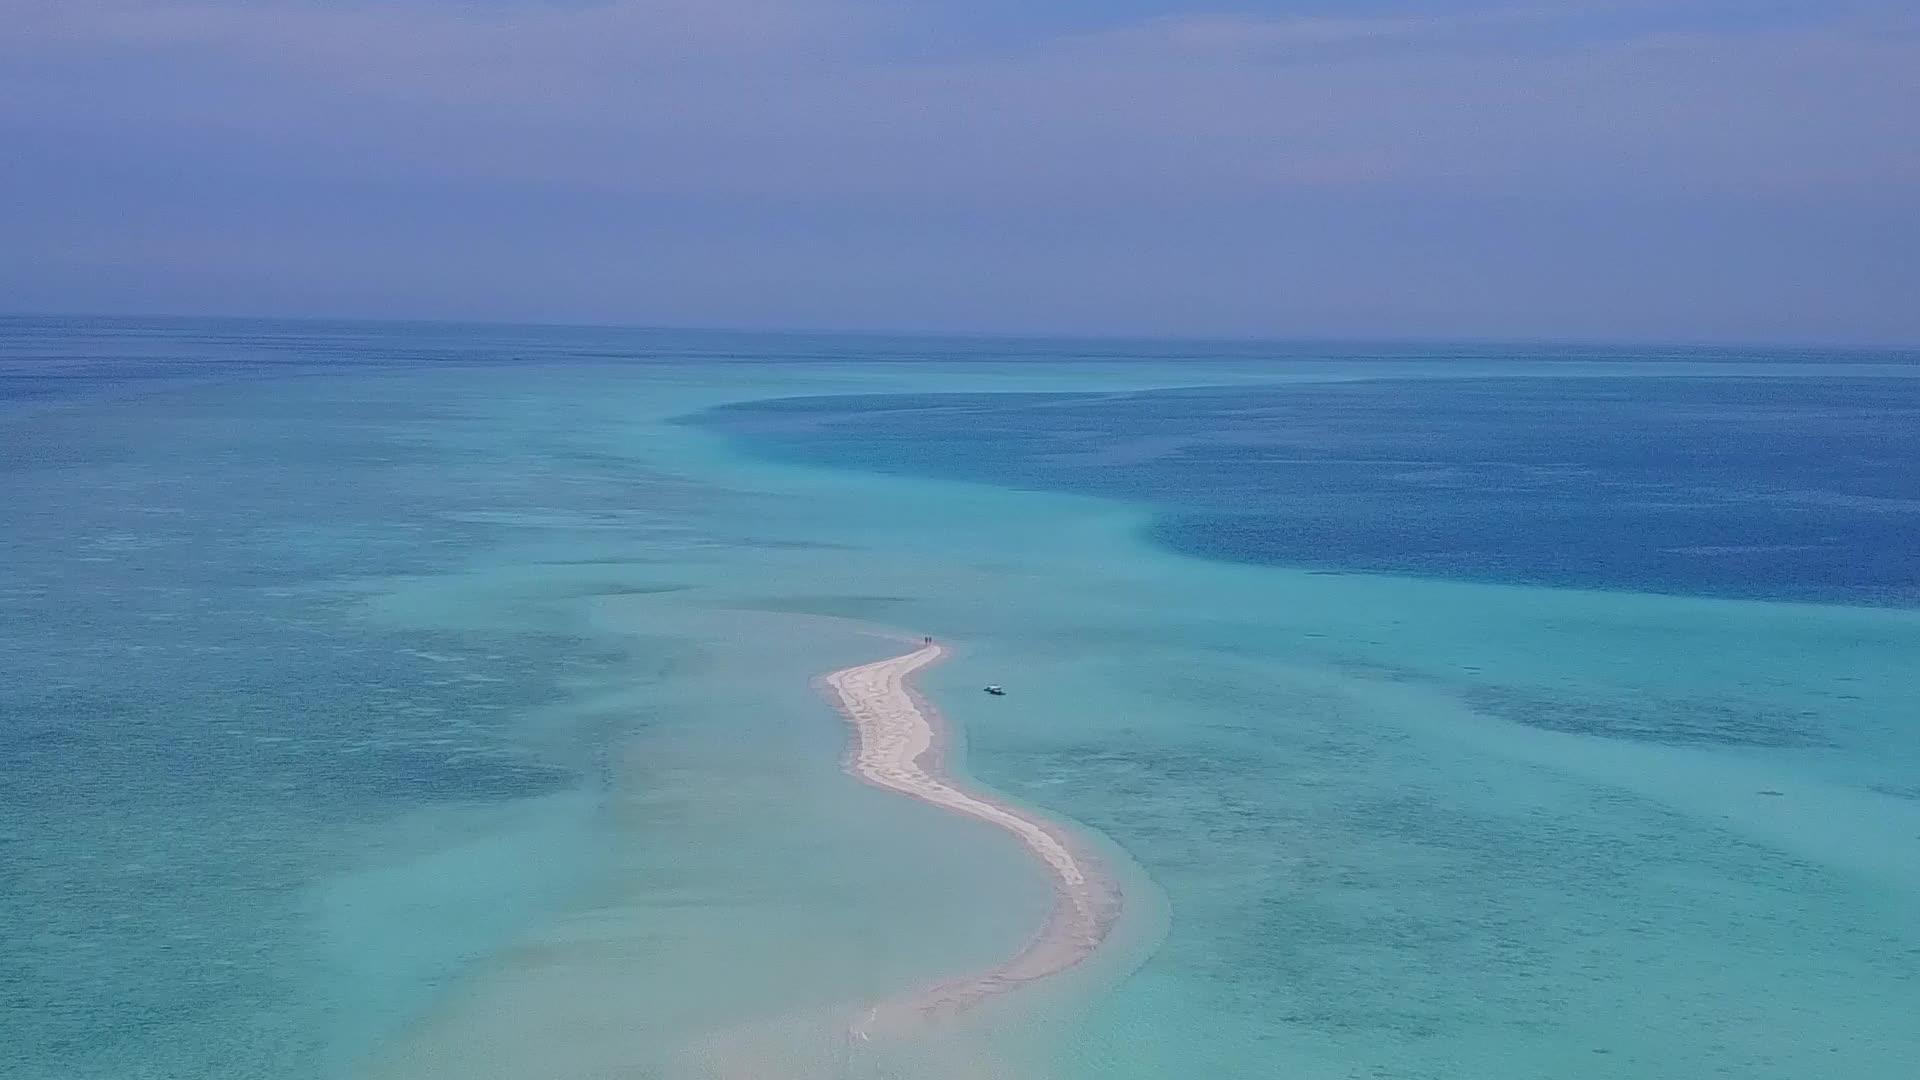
2,0,1916,344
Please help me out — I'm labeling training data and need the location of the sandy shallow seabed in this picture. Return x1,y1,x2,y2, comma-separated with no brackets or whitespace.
359,631,1134,1080
673,639,1134,1080
821,643,1123,1039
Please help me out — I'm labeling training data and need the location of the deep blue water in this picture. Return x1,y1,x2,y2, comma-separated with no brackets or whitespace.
698,373,1920,604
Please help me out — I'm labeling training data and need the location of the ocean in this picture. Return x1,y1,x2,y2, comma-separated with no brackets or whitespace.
3,317,1916,1079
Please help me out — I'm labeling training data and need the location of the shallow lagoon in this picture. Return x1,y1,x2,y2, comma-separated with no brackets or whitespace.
3,319,1917,1078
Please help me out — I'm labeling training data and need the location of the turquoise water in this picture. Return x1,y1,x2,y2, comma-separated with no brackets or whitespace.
3,318,1917,1078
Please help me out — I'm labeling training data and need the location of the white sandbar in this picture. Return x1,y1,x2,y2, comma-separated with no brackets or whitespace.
821,643,1120,1034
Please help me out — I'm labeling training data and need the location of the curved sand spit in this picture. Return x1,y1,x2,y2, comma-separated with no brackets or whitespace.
822,644,1121,1037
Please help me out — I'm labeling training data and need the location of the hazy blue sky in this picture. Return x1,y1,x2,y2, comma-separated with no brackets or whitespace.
4,0,1916,343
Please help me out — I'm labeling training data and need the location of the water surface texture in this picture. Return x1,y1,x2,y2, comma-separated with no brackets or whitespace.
4,318,1917,1079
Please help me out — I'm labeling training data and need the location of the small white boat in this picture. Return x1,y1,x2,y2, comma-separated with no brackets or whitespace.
983,685,1006,696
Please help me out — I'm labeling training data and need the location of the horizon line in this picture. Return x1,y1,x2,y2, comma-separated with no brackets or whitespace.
3,309,1917,357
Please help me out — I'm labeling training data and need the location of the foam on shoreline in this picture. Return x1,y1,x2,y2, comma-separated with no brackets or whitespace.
821,643,1121,1037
